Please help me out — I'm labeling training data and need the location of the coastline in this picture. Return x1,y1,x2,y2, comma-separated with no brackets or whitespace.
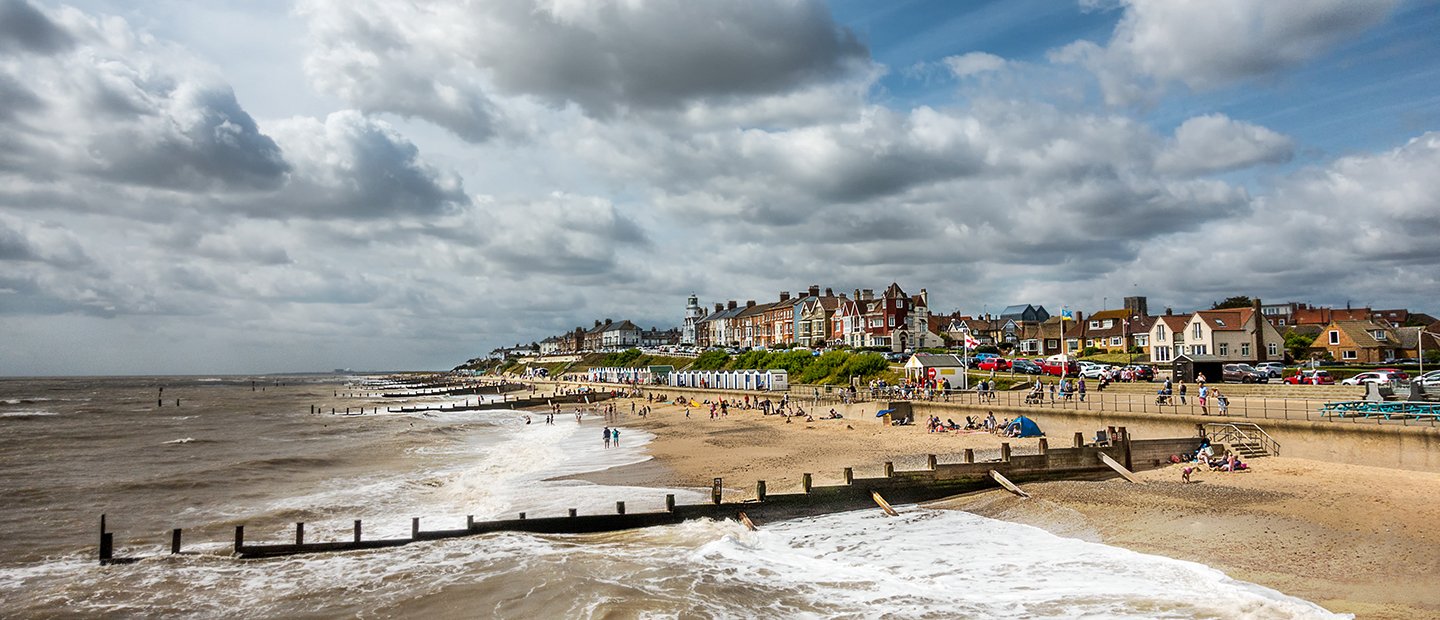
562,394,1440,619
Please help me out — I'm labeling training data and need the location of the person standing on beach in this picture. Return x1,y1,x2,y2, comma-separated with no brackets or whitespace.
603,426,611,448
1198,384,1209,415
612,428,620,446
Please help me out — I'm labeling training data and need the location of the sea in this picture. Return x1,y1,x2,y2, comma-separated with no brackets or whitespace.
0,376,1345,619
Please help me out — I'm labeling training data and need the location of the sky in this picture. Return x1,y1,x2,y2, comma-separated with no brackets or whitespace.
1,0,1438,375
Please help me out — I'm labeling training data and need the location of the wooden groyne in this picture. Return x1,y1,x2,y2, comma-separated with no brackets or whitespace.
385,392,614,414
379,382,528,398
97,431,1202,564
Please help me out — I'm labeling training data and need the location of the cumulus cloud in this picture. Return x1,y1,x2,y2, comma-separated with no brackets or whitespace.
299,0,873,139
0,0,289,191
1057,0,1398,104
1157,114,1293,175
944,52,1008,77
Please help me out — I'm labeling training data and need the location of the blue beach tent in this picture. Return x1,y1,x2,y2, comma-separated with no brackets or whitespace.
1005,416,1043,438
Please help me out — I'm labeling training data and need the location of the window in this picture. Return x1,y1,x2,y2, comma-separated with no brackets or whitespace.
1067,339,1078,351
1086,339,1094,347
1329,331,1340,345
1134,334,1147,346
1193,323,1202,339
1343,350,1357,360
1089,320,1099,329
1156,329,1165,342
1214,319,1226,327
1268,343,1278,356
889,316,896,327
1103,320,1113,329
1191,345,1207,355
1278,319,1286,326
1154,346,1169,362
1241,343,1250,357
1372,330,1386,341
1110,337,1122,346
1218,343,1229,356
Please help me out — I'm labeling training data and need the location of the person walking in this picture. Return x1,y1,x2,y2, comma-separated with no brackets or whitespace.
1078,377,1087,402
1179,381,1188,405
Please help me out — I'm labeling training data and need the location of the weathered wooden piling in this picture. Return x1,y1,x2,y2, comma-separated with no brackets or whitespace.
756,480,767,501
518,512,526,520
712,478,723,504
1074,431,1084,448
884,462,894,477
234,525,244,554
1001,443,1012,462
665,494,676,512
927,454,937,469
171,528,182,554
1038,438,1049,454
411,518,419,538
569,508,578,518
843,467,853,484
354,520,362,542
802,473,812,493
616,501,626,515
964,448,975,463
295,522,304,545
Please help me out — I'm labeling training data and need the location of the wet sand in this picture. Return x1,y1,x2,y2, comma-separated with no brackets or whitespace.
564,393,1440,619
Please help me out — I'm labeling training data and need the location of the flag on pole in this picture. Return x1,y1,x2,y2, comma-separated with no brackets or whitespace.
1061,308,1073,321
964,334,980,349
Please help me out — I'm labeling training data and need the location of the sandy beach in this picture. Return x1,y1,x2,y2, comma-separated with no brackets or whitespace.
563,390,1440,619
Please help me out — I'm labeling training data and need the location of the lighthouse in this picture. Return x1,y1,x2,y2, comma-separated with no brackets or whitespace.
682,293,703,345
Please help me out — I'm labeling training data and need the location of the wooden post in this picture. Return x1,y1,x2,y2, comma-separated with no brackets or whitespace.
964,448,974,463
411,517,419,538
712,477,723,504
1038,438,1049,455
234,525,244,554
518,512,527,520
100,532,113,565
884,462,894,477
466,515,474,529
1074,431,1084,448
1120,426,1132,470
171,528,182,554
355,520,363,542
569,508,578,518
296,522,305,545
665,494,676,512
1001,443,1011,462
927,454,937,469
616,501,626,515
802,473,812,493
843,467,853,484
756,480,767,501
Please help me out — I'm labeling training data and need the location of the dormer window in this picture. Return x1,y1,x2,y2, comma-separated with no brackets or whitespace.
1089,320,1099,329
1214,319,1225,327
1372,330,1387,341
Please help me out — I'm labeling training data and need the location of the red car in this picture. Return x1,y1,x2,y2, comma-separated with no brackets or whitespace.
1284,370,1335,385
1039,359,1079,377
976,358,1011,371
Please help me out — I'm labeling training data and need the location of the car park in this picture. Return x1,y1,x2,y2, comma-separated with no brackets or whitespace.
1255,362,1285,378
1125,365,1155,381
1285,370,1335,385
1222,363,1269,383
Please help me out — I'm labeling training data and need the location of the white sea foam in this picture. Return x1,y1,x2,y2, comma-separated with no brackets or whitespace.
1,410,58,418
162,437,196,444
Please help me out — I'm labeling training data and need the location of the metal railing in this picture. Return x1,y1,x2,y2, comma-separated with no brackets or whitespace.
1204,422,1280,457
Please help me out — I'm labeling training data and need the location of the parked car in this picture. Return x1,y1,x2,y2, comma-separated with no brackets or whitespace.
1417,370,1440,387
1039,356,1079,377
976,357,1011,371
1255,362,1285,378
1125,365,1156,381
1341,371,1396,385
1285,370,1335,385
1223,363,1269,383
1372,368,1409,381
1080,363,1110,379
1010,359,1043,375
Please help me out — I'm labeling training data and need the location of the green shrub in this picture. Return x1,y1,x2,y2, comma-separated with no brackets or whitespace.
690,349,730,370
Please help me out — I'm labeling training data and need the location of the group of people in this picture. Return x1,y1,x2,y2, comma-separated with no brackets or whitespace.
1025,378,1087,403
1179,438,1249,482
601,425,621,448
1153,376,1229,414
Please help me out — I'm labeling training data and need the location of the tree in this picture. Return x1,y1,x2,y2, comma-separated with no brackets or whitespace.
1211,296,1253,310
1283,330,1316,359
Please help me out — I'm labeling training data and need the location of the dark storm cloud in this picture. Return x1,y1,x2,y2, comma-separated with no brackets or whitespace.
301,0,871,139
0,0,72,55
89,87,290,191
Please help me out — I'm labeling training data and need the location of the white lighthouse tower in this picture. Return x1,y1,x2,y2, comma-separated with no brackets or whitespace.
682,293,703,345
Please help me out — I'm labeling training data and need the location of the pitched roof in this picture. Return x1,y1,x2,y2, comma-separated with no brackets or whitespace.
909,353,966,367
1195,308,1252,331
1156,314,1190,331
602,320,640,332
998,304,1032,318
1329,320,1394,348
1088,309,1130,321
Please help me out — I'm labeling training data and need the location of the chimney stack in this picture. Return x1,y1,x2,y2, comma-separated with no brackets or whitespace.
715,303,724,312
746,300,756,308
809,285,821,297
854,289,861,301
728,300,738,310
825,287,833,297
605,318,612,325
779,291,790,302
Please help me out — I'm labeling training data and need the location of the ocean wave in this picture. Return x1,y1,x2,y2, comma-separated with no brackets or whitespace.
163,437,199,444
1,410,59,418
